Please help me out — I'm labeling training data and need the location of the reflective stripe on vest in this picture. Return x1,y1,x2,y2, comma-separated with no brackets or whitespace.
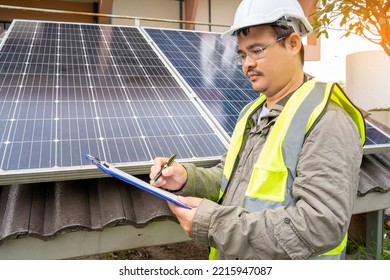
210,80,366,259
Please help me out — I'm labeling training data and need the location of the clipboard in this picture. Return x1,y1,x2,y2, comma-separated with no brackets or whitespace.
84,154,191,210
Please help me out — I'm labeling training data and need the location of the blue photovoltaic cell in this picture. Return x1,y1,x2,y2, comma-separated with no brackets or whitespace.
145,28,259,136
0,20,227,173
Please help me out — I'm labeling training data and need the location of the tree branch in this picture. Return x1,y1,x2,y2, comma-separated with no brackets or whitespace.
312,0,390,56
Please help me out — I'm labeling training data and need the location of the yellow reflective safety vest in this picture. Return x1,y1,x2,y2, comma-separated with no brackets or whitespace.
210,80,366,260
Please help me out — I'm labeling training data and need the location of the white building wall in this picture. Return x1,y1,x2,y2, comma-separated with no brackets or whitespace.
369,111,390,127
112,0,181,28
346,50,390,111
196,0,240,32
111,0,239,32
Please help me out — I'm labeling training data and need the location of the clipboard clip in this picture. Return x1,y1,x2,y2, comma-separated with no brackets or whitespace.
85,154,110,168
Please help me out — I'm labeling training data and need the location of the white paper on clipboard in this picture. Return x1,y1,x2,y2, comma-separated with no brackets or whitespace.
84,154,191,210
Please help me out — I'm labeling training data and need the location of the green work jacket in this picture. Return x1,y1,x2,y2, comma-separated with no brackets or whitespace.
182,79,365,259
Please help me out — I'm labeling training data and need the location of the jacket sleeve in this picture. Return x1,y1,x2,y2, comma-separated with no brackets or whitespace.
178,159,224,201
191,103,363,259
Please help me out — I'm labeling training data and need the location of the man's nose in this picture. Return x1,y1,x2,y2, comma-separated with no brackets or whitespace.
242,55,256,71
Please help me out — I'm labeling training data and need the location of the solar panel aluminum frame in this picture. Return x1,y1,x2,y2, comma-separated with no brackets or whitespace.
0,20,229,185
0,156,222,185
364,144,390,155
363,120,390,154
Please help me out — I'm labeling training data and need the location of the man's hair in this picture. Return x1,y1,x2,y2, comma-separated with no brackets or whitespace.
235,25,305,65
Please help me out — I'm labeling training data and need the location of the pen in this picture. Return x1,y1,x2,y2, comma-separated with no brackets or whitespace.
150,154,176,185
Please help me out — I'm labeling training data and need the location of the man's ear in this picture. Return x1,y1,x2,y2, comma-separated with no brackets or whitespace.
286,33,302,56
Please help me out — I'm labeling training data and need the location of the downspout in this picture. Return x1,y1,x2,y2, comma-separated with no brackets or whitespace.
179,0,183,29
208,0,211,32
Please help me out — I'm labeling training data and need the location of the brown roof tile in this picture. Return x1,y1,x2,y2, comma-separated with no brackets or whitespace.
0,176,175,245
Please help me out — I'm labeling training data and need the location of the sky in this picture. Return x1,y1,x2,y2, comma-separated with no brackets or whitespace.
304,29,382,83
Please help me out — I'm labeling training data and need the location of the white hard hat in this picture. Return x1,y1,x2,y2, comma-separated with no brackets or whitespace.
221,0,313,40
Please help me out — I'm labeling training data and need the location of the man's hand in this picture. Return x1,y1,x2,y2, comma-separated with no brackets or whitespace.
150,157,187,191
168,196,203,237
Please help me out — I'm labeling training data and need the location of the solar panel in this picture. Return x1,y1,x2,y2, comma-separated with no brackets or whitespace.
363,121,390,154
144,28,390,154
0,20,228,184
1,20,388,185
144,28,259,137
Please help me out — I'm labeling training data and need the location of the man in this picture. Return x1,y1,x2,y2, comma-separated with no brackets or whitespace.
150,0,365,259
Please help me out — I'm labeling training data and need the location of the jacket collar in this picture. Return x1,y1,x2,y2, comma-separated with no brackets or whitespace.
274,73,311,107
